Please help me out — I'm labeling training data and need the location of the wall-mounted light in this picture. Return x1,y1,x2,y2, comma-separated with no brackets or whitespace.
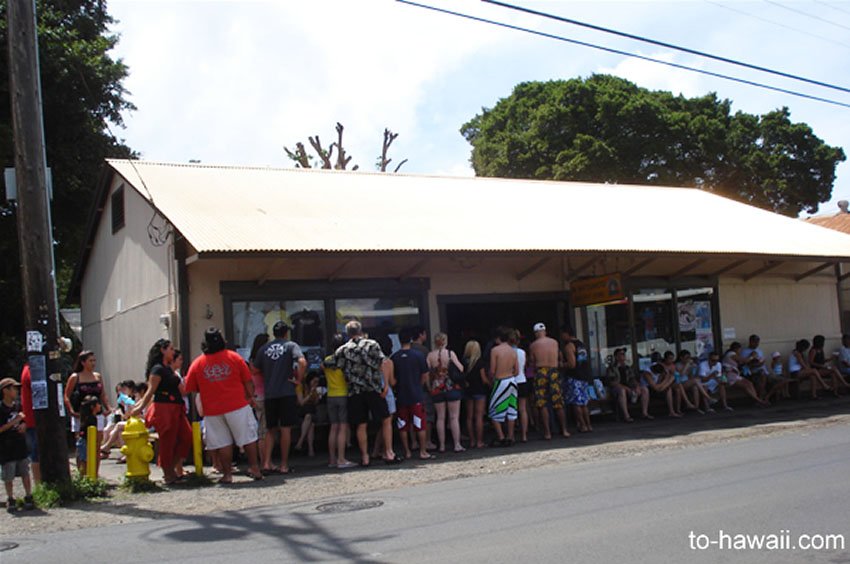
205,304,213,320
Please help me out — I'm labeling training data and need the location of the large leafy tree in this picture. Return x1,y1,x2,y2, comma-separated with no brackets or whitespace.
0,0,135,370
461,74,845,216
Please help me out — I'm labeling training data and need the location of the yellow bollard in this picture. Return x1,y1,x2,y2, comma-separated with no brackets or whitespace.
86,425,97,479
192,421,203,476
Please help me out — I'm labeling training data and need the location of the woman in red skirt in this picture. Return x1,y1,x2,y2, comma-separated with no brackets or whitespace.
131,339,192,484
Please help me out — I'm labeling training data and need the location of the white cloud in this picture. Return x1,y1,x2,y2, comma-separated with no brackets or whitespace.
110,0,511,169
599,51,706,98
106,0,850,209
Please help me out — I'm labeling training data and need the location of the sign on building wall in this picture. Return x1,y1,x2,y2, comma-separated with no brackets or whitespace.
571,273,625,306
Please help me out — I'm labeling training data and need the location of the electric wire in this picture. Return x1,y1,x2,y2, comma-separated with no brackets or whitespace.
483,0,850,94
764,0,850,32
395,0,850,110
705,0,850,50
814,0,850,17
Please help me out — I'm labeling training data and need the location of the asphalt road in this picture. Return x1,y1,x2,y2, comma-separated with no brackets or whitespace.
5,422,850,563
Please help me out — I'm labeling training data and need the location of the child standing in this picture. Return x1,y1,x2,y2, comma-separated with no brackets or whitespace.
76,395,102,472
0,378,34,512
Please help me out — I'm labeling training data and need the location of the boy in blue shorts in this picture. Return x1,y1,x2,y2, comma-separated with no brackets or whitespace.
1,378,34,512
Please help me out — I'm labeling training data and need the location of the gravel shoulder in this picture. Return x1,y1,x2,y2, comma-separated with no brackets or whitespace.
5,407,850,537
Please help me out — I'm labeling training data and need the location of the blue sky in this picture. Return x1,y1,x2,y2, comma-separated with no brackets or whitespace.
108,0,850,216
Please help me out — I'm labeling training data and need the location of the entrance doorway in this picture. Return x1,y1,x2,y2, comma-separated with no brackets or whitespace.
441,294,567,353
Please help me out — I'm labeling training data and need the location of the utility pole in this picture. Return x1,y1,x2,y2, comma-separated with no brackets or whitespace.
8,0,71,484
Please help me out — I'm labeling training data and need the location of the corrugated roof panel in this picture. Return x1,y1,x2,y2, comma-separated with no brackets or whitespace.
107,159,850,259
807,213,850,235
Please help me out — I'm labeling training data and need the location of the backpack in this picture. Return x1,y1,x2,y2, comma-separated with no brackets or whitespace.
443,349,466,387
570,339,593,382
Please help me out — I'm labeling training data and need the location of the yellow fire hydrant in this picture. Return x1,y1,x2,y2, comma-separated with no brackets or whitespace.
120,416,154,480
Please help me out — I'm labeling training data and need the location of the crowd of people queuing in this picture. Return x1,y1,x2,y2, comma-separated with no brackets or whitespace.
2,324,850,502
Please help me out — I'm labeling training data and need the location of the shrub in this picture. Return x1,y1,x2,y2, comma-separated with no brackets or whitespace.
32,473,110,508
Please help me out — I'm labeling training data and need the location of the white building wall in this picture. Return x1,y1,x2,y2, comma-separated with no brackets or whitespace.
718,276,842,357
182,257,844,362
80,176,175,391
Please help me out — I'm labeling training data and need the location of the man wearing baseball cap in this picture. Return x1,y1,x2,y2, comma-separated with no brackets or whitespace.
1,378,34,512
255,321,307,475
528,323,570,439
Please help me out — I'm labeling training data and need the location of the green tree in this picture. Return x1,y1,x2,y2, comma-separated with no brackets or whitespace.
461,74,845,216
0,0,135,371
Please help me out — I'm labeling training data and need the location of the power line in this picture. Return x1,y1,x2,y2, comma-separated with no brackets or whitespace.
764,0,850,32
395,0,850,109
705,0,850,50
483,0,850,95
814,0,850,17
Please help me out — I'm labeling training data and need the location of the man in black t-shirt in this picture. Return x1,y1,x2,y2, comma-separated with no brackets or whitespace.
255,321,306,474
391,328,432,460
0,378,33,512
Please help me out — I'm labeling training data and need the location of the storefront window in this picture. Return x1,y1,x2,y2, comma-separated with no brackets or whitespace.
677,288,715,360
586,301,631,377
231,300,325,367
633,288,676,368
335,297,420,355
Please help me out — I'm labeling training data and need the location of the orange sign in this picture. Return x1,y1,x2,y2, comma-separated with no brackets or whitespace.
570,273,625,306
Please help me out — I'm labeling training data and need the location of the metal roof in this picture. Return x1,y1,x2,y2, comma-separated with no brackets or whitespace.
106,159,850,259
807,211,850,236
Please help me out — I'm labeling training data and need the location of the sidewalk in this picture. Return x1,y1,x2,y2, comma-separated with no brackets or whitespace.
93,395,850,485
6,395,850,536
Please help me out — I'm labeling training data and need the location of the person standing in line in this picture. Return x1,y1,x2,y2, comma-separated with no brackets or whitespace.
64,350,112,475
427,332,465,453
462,340,488,449
410,326,436,451
255,321,306,475
509,330,531,443
19,363,40,483
529,323,571,438
1,378,34,512
324,333,355,469
391,328,433,460
294,373,322,457
248,333,270,470
488,326,519,447
560,326,593,432
171,349,187,477
334,320,402,466
131,339,192,485
184,327,263,483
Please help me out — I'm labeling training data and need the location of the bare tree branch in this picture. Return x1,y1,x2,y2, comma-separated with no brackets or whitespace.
283,142,311,168
308,135,333,168
393,158,409,173
379,128,400,172
285,123,405,173
332,122,353,170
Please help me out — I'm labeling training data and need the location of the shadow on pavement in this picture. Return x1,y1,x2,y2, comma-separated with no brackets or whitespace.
71,498,390,562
